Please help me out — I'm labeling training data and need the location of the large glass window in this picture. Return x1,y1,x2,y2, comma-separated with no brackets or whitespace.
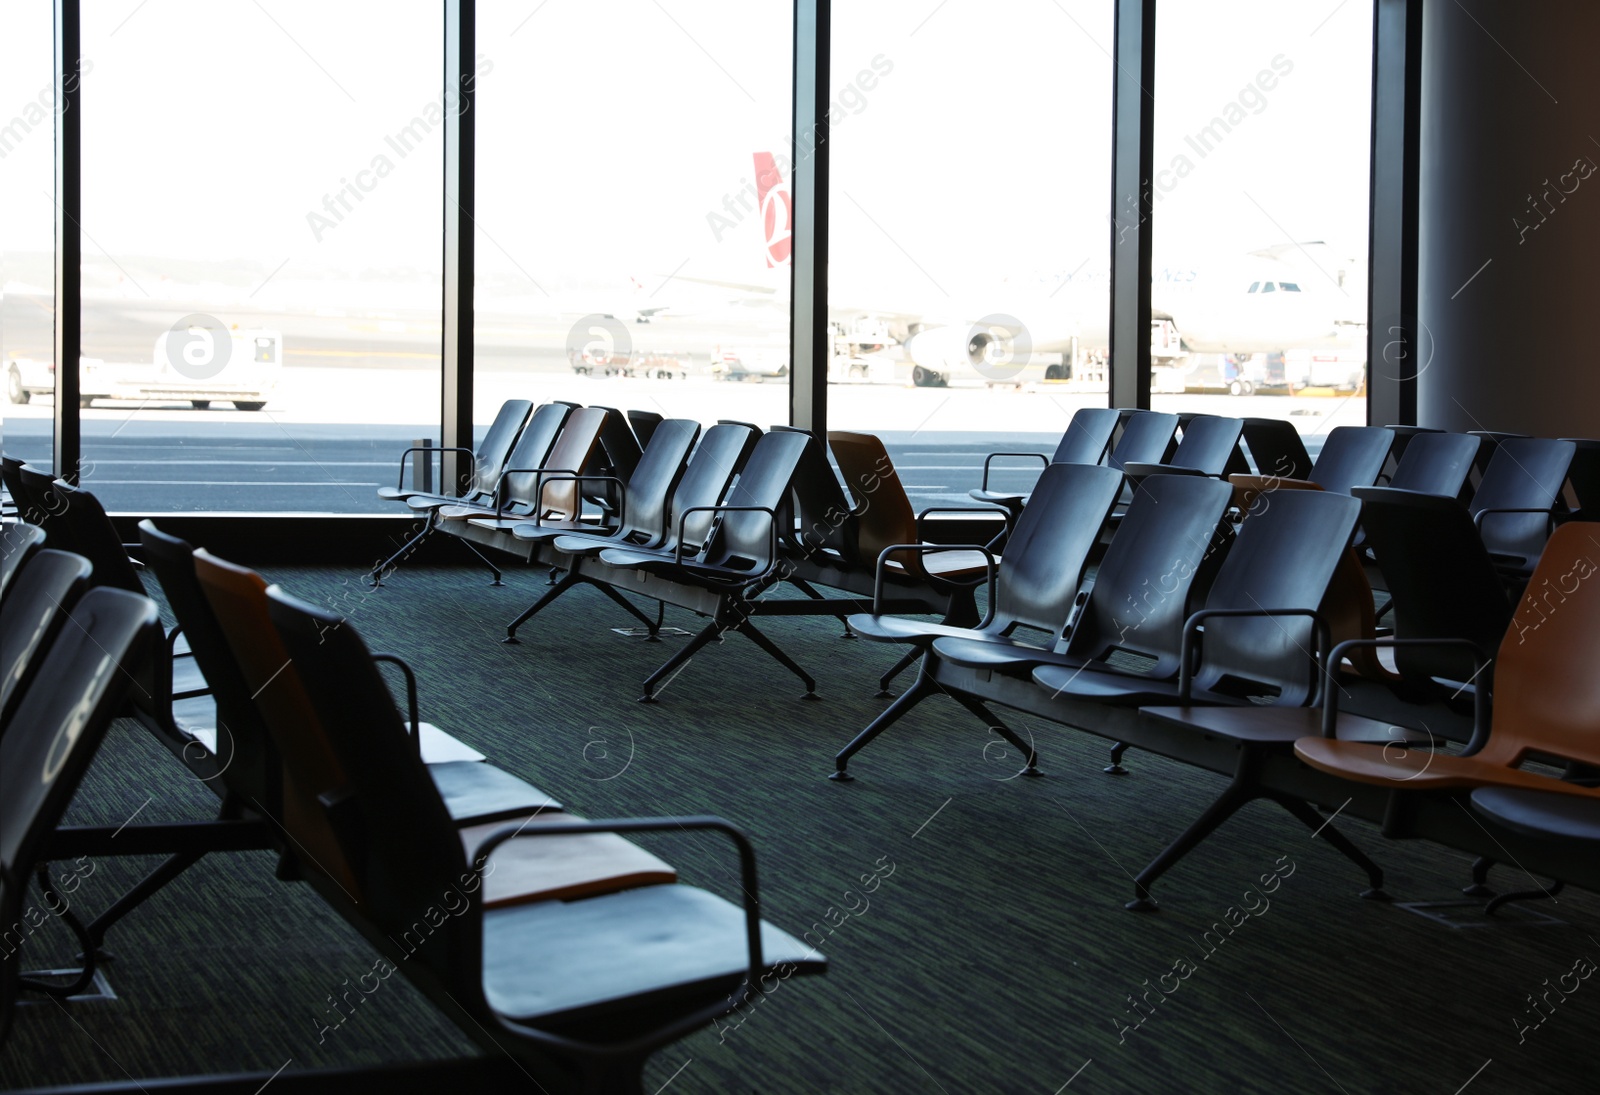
76,0,442,513
827,3,1114,504
1,4,58,473
474,1,792,437
1150,1,1372,452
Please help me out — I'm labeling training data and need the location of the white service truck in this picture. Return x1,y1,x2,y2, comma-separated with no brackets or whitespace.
8,327,283,410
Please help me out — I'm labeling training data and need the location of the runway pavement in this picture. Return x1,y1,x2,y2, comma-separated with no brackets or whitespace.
3,364,1359,514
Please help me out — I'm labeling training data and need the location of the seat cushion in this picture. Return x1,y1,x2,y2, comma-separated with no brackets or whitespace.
429,760,561,824
931,635,1062,674
846,614,993,646
483,884,824,1024
459,815,677,908
967,488,1026,511
547,532,615,554
1292,739,1600,793
1138,705,1429,746
1032,663,1202,707
597,547,677,572
1471,786,1600,843
418,723,486,763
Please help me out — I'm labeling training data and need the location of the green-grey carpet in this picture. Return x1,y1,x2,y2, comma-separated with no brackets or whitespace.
4,562,1598,1093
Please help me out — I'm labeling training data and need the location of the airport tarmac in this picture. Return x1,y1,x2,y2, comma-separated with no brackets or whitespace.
3,362,1364,513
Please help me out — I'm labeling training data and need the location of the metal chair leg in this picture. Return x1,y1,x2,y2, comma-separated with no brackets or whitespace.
1105,741,1130,775
83,850,204,960
368,515,434,587
735,619,818,699
595,582,661,632
832,670,938,781
503,572,580,643
455,537,503,586
1128,781,1254,912
876,647,922,698
639,620,723,702
1463,855,1496,897
949,692,1040,775
1273,794,1390,901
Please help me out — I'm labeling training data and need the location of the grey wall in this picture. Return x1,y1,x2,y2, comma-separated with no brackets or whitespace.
1418,0,1600,437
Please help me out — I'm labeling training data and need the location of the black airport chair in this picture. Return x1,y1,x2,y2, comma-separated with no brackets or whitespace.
1121,414,1245,482
508,417,700,551
13,470,214,753
1559,437,1600,520
1,586,160,1042
595,430,817,700
1240,417,1314,481
505,420,755,643
836,462,1124,778
441,406,612,542
266,585,825,1093
0,548,92,730
0,522,46,595
372,401,571,586
1468,437,1575,574
1352,487,1515,704
627,409,664,450
378,397,533,505
1107,410,1182,473
834,474,1235,780
969,406,1121,512
1383,431,1482,496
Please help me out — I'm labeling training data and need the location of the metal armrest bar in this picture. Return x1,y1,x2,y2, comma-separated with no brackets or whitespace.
674,505,778,575
981,452,1049,491
914,504,1014,541
533,474,627,527
393,446,475,492
370,652,422,759
1320,637,1491,751
873,543,998,625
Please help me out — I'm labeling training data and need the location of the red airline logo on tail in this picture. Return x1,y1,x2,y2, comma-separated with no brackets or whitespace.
753,152,792,268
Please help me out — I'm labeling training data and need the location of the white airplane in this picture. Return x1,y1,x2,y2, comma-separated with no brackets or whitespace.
900,249,1366,387
679,152,1366,387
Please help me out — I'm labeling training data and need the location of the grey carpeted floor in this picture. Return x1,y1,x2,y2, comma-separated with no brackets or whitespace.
3,561,1598,1093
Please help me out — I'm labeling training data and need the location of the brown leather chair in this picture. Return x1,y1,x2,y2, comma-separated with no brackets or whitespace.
1295,520,1600,796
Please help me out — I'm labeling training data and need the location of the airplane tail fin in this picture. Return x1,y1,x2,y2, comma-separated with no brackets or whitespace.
753,152,792,269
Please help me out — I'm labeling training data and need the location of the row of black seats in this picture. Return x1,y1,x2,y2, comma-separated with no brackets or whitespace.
0,463,827,1091
831,408,1600,913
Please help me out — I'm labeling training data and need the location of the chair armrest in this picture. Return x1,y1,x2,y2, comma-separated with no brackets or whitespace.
393,445,474,492
914,504,1013,542
475,815,767,1055
1319,637,1492,751
1177,607,1331,704
534,474,627,527
370,652,422,760
981,452,1049,491
1472,506,1558,533
674,505,777,574
495,467,581,520
873,543,998,626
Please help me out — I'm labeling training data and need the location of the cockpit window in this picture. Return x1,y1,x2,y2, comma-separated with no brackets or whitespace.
1261,282,1276,293
1279,282,1301,292
1247,282,1260,293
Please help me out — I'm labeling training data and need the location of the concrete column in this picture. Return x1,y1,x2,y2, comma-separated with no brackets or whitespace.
1418,0,1600,437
